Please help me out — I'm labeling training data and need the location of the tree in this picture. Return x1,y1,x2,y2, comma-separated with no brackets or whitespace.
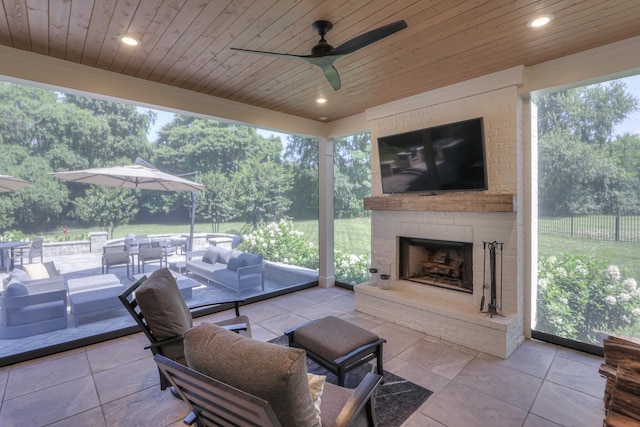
538,131,636,214
536,81,637,147
333,133,372,218
284,135,319,219
536,81,640,214
230,157,293,229
198,171,232,232
72,187,139,238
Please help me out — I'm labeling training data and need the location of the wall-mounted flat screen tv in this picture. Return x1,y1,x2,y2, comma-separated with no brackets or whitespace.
377,117,487,194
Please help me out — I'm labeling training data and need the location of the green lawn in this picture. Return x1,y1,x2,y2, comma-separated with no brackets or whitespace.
539,233,640,280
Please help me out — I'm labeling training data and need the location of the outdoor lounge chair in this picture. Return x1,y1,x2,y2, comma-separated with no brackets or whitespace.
155,322,383,426
118,268,250,391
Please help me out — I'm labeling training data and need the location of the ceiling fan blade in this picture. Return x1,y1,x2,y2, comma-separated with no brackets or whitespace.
332,20,407,55
231,47,311,61
322,65,341,91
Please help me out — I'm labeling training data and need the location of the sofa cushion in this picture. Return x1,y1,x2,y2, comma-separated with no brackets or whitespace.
237,252,262,267
185,322,319,427
226,257,246,271
8,268,30,283
4,280,29,297
136,268,192,340
202,249,219,265
22,263,50,280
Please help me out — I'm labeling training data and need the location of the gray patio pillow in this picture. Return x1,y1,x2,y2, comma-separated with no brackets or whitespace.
202,249,219,265
184,322,319,427
226,257,246,271
4,279,28,297
9,269,30,283
136,268,192,340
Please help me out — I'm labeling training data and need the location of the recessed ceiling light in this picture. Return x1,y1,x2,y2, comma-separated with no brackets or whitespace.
527,14,554,28
316,97,327,104
120,36,139,46
318,116,328,121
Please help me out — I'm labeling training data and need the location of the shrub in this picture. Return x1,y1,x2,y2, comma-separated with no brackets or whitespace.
537,253,640,344
334,250,368,285
239,220,318,269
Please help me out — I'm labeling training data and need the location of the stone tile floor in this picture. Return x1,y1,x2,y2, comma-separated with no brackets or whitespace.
0,286,606,427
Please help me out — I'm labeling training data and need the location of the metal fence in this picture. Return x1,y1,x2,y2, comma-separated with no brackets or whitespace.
538,212,640,243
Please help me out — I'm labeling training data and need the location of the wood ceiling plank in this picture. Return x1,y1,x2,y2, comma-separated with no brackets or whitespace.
24,0,47,54
95,0,141,69
150,0,236,83
48,0,72,59
162,0,256,87
135,0,211,80
65,0,94,62
109,0,163,73
0,3,11,45
4,0,31,50
81,0,118,66
120,0,188,77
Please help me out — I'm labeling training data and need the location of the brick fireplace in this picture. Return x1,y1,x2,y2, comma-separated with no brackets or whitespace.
354,76,525,358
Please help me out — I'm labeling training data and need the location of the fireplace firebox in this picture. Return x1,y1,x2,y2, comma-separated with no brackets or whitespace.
398,237,473,293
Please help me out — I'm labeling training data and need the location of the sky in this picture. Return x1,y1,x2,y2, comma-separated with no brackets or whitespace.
142,73,640,141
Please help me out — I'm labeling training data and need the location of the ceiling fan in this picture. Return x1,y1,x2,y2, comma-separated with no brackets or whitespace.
231,20,407,91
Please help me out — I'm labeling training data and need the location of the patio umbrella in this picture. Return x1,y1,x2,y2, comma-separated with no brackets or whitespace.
48,164,203,192
50,162,203,250
0,175,32,193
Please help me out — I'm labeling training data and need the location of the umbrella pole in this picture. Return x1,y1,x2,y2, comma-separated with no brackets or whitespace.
189,171,198,252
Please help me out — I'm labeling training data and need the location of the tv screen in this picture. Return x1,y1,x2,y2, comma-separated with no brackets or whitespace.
377,117,487,194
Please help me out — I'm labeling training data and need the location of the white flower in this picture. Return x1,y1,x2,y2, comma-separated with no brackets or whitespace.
624,278,637,291
605,295,617,306
538,278,548,290
619,293,631,302
559,297,568,305
575,265,588,276
547,256,557,264
555,267,567,278
606,265,621,282
632,308,640,317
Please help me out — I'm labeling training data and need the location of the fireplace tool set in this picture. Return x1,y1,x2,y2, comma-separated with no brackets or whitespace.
481,241,504,318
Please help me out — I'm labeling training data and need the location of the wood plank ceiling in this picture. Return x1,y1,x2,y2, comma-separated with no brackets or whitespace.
1,0,639,123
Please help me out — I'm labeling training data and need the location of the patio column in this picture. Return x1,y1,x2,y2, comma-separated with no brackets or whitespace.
318,137,335,288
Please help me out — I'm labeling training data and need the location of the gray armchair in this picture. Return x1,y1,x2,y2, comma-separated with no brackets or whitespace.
138,245,164,273
156,322,382,426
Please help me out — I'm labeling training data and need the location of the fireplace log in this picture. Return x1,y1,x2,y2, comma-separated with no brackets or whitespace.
601,335,640,425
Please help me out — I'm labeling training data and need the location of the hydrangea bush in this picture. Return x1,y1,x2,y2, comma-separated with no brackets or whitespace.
537,253,640,344
239,220,370,284
334,250,369,285
239,220,318,270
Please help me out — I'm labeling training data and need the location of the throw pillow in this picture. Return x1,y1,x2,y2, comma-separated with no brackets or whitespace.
307,373,325,425
135,268,192,340
184,322,320,427
9,269,30,282
226,257,247,271
22,263,50,280
202,249,219,265
4,279,29,297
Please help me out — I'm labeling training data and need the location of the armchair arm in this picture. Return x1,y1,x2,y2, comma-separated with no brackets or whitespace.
333,372,383,427
236,263,263,277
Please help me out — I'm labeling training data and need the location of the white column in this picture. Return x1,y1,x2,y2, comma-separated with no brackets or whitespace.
318,137,335,288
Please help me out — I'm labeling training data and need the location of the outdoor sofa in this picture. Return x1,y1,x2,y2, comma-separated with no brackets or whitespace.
0,262,67,339
186,246,264,294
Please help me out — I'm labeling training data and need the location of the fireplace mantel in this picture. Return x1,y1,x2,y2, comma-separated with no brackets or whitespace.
364,193,515,212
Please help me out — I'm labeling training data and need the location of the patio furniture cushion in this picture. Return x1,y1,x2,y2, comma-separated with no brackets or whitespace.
136,268,192,340
202,249,219,264
184,322,319,427
4,280,29,297
226,257,246,271
22,263,49,280
7,268,30,282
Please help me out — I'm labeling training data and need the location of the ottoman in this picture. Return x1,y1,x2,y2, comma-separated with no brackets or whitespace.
285,316,386,387
66,274,125,325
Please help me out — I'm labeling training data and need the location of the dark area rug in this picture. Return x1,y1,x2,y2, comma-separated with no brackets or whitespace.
270,335,432,427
